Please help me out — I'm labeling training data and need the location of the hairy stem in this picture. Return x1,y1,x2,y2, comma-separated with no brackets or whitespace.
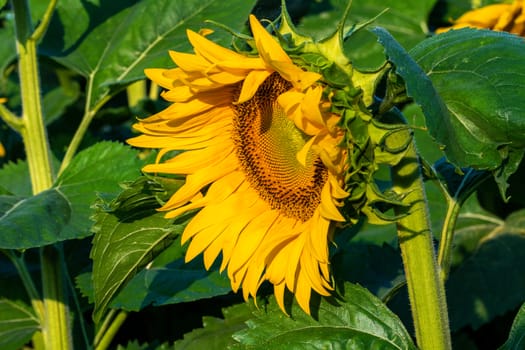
12,0,53,193
391,142,451,350
11,1,72,349
40,246,72,350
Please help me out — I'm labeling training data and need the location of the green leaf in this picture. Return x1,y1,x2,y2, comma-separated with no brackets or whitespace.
174,303,252,350
0,299,39,350
0,161,32,197
0,191,70,249
373,27,525,196
112,256,232,311
447,209,525,330
54,141,143,241
40,0,257,110
499,302,525,350
0,142,141,249
409,28,525,162
75,272,94,305
449,194,502,268
232,282,416,350
91,176,184,324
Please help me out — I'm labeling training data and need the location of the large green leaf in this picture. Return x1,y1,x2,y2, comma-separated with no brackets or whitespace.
0,142,140,248
409,29,525,163
40,0,257,110
0,191,70,249
54,141,142,239
232,282,416,349
499,302,525,350
0,299,39,350
373,27,525,196
91,176,185,324
447,209,525,330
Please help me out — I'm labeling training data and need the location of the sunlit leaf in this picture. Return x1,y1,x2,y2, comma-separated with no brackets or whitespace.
0,299,39,350
373,27,525,197
40,0,257,110
232,282,416,349
91,176,185,324
54,141,143,240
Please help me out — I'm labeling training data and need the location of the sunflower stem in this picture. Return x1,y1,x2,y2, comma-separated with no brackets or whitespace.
391,141,451,350
11,1,72,349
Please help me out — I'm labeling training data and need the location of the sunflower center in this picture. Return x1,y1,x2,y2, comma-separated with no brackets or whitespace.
232,73,328,222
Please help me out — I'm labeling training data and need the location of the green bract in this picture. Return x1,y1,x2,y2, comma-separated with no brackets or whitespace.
273,2,411,225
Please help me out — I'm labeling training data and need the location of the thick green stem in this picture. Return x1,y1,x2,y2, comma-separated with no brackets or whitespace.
11,1,72,349
392,142,451,350
12,0,53,193
40,246,72,350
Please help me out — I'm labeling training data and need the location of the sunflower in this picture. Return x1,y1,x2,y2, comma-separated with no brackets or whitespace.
127,15,349,314
436,0,525,35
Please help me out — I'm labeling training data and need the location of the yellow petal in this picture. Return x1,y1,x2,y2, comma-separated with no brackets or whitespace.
145,68,174,89
227,209,279,274
249,14,292,65
162,153,238,210
187,29,246,62
319,182,345,221
169,50,212,72
293,272,312,315
273,282,288,314
148,145,228,174
236,70,272,103
242,260,265,300
217,57,266,71
182,180,254,244
185,221,228,263
272,61,321,90
456,3,510,27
